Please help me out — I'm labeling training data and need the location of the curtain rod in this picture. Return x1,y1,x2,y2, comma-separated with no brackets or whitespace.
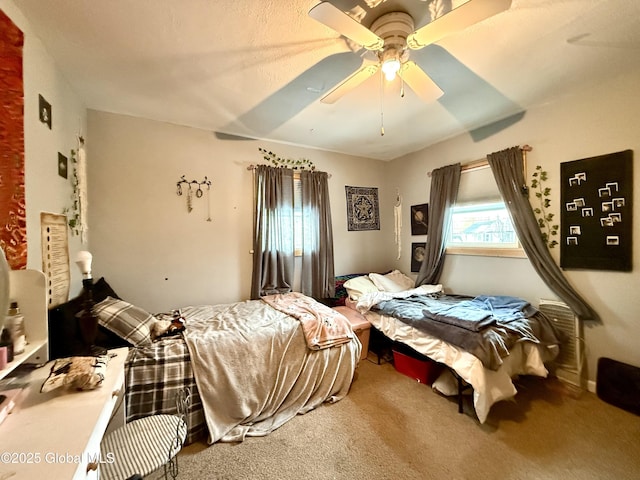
427,145,532,177
246,165,331,178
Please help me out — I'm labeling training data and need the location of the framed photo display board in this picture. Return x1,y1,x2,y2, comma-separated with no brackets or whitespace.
560,150,633,271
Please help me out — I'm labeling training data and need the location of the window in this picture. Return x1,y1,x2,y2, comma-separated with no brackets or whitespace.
447,201,525,257
293,175,308,257
293,174,319,257
293,176,302,256
442,161,526,258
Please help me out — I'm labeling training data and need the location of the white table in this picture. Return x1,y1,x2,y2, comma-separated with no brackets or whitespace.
0,347,128,479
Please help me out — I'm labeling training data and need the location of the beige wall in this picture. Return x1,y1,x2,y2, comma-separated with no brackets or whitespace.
385,68,640,387
2,1,87,297
87,111,389,311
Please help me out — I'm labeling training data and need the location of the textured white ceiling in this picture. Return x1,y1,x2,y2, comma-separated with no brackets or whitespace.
13,0,640,160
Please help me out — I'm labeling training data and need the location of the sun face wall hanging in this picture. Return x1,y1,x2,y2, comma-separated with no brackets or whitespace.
345,186,380,231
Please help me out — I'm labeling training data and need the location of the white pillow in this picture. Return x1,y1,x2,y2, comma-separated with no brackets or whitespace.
343,276,379,301
369,270,415,293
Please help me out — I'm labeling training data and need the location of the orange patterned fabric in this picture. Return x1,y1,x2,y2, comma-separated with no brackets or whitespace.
0,10,26,269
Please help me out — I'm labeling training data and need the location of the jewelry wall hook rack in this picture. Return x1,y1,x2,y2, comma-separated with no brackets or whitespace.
176,175,212,220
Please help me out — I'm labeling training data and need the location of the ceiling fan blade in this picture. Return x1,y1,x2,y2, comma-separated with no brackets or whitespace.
398,61,443,103
309,2,384,50
407,0,512,49
321,64,379,104
215,51,363,139
412,44,525,141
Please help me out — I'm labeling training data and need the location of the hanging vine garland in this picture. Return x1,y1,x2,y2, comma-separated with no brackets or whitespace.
258,147,316,171
530,165,559,248
62,149,81,236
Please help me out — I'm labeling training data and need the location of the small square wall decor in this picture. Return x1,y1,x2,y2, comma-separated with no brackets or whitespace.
58,152,68,179
39,94,52,129
345,186,380,231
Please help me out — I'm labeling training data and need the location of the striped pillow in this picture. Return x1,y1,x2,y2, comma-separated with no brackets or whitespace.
93,297,156,346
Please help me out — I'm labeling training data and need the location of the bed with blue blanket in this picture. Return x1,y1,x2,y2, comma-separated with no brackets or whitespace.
345,273,560,423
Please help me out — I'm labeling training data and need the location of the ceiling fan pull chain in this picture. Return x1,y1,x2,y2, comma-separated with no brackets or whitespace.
400,75,405,98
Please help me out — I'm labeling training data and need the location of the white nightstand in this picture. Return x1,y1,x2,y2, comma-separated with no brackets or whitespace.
0,347,128,479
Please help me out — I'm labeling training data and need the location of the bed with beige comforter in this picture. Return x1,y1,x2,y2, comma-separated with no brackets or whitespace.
183,295,361,443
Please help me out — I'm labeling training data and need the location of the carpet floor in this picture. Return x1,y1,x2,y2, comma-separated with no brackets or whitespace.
173,356,640,480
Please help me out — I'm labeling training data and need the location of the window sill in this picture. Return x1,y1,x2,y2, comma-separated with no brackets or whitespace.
446,247,527,258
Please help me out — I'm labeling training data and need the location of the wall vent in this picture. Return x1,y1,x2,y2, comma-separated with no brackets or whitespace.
538,299,583,386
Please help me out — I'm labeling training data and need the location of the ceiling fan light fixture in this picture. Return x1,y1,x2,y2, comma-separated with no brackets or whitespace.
381,57,401,81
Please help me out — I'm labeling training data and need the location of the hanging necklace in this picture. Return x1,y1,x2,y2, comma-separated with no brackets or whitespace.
187,184,193,213
206,183,212,222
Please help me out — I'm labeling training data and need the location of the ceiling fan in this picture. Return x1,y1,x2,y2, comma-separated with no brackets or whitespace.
308,0,512,104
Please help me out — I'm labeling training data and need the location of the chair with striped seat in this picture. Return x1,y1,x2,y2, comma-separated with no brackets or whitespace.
100,389,190,480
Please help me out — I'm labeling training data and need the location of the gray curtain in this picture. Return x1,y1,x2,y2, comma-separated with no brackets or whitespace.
300,170,335,299
416,163,461,286
487,146,599,321
250,165,294,299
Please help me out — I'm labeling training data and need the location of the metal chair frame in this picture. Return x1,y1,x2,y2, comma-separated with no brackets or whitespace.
163,387,191,479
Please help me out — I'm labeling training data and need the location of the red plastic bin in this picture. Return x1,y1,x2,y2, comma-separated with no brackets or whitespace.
393,349,442,385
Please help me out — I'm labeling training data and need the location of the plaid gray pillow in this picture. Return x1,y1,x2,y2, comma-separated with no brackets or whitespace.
92,296,155,346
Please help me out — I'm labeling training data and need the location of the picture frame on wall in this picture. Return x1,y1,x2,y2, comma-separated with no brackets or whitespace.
411,242,426,272
58,152,68,179
39,94,52,129
410,203,429,235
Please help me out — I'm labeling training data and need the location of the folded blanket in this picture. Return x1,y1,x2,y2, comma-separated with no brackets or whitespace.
424,295,535,332
262,292,354,350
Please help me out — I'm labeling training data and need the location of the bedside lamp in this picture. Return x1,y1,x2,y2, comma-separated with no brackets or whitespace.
76,250,93,285
76,250,98,353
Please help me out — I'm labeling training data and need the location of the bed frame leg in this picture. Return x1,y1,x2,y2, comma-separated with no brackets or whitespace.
457,375,464,413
